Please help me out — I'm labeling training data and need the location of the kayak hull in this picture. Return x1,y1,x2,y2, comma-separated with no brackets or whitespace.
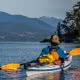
26,56,72,76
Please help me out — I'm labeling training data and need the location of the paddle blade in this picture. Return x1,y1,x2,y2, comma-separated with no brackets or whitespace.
70,48,80,56
1,63,20,72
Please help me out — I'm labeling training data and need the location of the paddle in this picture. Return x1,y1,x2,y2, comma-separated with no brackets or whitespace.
60,48,80,71
0,48,80,72
0,63,21,72
69,48,80,56
0,62,34,72
60,48,80,72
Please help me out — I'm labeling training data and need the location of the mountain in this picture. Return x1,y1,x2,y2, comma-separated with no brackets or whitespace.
0,12,61,41
39,16,62,28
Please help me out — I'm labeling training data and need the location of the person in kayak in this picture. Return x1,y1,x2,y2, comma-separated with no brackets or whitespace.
26,34,66,67
39,34,66,64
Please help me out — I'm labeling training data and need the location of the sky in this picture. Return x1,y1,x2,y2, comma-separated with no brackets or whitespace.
0,0,79,19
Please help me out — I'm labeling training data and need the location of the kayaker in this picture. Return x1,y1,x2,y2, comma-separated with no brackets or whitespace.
39,34,66,64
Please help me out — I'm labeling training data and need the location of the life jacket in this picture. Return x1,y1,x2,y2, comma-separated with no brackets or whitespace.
51,51,59,61
39,51,59,64
39,55,51,64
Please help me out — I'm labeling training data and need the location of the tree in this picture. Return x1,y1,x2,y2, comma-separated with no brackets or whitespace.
63,1,80,38
57,22,62,38
73,1,80,36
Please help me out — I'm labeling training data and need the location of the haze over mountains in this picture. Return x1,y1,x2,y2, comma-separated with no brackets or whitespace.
0,12,62,41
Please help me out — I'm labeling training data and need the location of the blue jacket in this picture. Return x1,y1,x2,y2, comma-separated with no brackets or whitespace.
40,46,66,60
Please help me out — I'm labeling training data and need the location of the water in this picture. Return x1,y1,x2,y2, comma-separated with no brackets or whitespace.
0,42,48,65
0,42,80,80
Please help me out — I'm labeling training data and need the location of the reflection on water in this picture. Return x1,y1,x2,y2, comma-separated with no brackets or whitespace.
27,69,80,80
0,68,27,80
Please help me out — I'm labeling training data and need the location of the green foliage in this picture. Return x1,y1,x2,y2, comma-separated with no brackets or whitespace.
64,1,80,37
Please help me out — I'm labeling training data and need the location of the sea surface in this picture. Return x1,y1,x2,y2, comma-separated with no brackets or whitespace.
0,42,80,80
